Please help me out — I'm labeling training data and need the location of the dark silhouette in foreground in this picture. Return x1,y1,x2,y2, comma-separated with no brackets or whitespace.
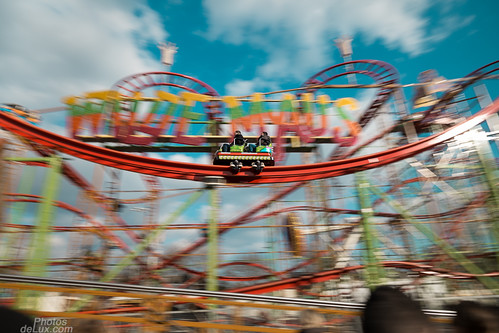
362,286,436,333
0,306,34,333
453,300,499,333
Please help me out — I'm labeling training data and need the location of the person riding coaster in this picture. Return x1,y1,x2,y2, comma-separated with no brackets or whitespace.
213,131,274,174
1,103,40,125
229,130,247,153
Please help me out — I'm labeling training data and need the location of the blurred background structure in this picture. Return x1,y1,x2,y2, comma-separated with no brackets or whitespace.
0,42,498,331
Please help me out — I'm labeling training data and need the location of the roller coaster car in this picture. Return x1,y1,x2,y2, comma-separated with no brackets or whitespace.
0,103,40,124
213,141,275,174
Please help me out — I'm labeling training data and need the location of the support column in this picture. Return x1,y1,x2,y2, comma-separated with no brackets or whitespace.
355,173,383,289
369,182,499,291
206,183,220,292
16,156,62,310
24,156,63,277
70,189,204,312
204,177,224,333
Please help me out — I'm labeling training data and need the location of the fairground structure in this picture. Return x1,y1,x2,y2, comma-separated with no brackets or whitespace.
0,41,498,331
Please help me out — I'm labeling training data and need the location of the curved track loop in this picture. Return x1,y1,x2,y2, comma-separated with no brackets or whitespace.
303,60,399,127
151,192,491,285
1,97,498,184
111,71,222,119
226,261,499,295
1,63,497,293
242,195,488,224
112,72,220,97
302,60,400,158
7,191,489,287
3,96,497,284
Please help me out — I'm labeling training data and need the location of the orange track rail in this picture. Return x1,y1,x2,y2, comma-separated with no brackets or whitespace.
1,97,498,184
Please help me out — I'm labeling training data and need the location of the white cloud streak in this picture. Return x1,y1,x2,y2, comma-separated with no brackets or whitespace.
0,0,167,109
202,0,472,94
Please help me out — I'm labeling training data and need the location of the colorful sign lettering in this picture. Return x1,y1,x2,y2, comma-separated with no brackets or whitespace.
63,90,361,161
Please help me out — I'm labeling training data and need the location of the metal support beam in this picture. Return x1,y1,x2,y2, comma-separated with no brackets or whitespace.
207,184,220,292
103,190,204,282
24,156,63,277
368,183,499,291
355,173,384,289
70,189,204,312
206,182,221,333
17,156,62,309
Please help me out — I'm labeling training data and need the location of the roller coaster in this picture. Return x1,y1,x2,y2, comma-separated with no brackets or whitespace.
0,58,498,331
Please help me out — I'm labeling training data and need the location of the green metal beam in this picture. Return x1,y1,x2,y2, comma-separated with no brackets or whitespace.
4,157,54,162
369,183,499,291
24,156,63,277
17,156,62,309
70,189,204,312
355,173,384,289
102,189,204,282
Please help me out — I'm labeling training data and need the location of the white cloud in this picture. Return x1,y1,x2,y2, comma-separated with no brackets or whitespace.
163,228,199,250
202,0,472,85
0,0,167,109
427,14,475,45
224,77,280,96
167,153,211,164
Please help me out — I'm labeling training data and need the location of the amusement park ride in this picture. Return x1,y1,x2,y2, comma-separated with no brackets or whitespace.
0,42,498,331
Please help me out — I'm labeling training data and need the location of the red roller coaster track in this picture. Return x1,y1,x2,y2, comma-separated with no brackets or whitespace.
1,60,499,299
0,97,498,184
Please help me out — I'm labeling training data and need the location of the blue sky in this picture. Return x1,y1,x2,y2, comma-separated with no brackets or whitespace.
1,0,498,109
152,0,498,97
1,0,498,276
